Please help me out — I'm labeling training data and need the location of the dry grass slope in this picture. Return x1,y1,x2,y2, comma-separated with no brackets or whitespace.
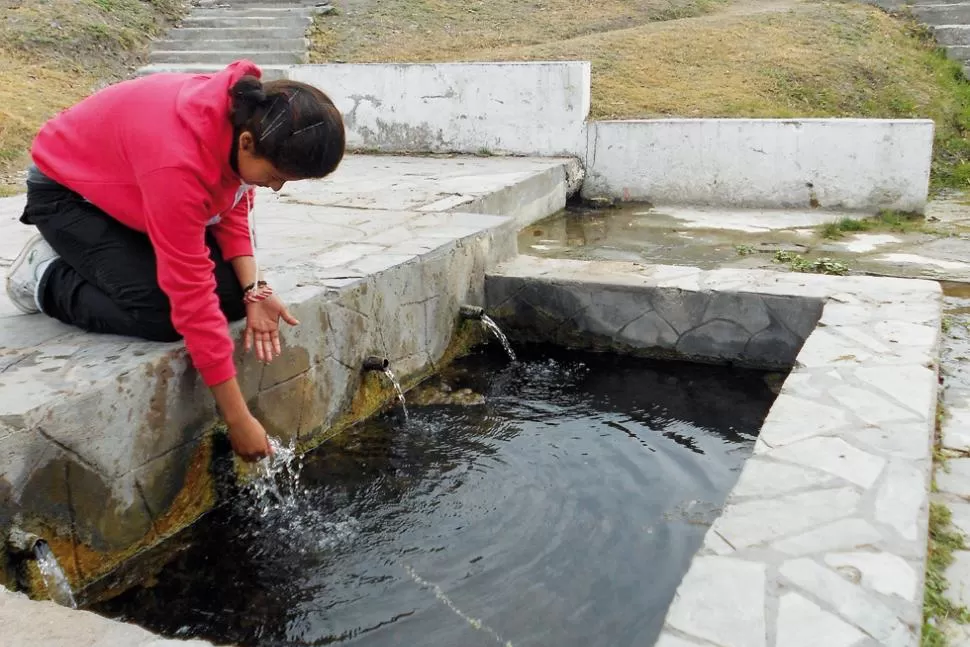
0,0,182,194
312,0,970,191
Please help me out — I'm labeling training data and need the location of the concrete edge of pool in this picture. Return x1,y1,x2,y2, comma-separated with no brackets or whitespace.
486,256,941,647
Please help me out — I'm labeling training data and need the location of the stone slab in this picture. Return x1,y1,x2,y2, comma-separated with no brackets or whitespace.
0,586,219,647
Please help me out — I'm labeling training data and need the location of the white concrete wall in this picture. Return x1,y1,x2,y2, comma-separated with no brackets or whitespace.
582,119,935,212
287,62,591,157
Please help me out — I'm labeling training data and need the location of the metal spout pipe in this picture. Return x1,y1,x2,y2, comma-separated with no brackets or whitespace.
7,527,43,558
362,356,389,372
459,305,485,320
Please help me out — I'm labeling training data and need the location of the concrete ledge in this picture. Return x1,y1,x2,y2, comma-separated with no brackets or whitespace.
485,258,823,370
0,155,578,590
287,62,592,157
582,119,936,212
0,586,218,647
486,256,941,647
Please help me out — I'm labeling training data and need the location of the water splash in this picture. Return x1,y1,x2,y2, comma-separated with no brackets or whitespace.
383,368,409,420
34,543,76,608
246,437,305,517
240,438,361,551
481,315,517,362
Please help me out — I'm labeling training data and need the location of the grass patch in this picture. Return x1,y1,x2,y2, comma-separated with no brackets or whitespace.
0,0,182,193
819,210,933,238
772,251,850,275
924,503,970,645
310,0,970,192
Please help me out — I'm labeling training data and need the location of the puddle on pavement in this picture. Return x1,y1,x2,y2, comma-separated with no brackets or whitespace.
519,203,964,280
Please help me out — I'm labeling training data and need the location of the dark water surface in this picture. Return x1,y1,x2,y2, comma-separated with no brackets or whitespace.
91,347,780,647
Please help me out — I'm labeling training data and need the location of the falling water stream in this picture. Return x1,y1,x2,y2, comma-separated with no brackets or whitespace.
382,367,409,419
481,315,517,361
34,542,76,609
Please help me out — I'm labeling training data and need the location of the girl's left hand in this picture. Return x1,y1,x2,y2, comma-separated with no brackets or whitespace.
244,294,300,363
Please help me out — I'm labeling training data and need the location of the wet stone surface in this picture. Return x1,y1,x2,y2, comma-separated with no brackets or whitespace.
521,199,970,282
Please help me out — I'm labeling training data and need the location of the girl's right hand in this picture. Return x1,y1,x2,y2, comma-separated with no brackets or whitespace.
227,413,273,461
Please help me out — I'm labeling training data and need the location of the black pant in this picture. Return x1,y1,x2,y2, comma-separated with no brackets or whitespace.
20,175,245,342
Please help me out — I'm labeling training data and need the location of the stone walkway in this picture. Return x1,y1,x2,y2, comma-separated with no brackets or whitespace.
871,0,970,75
138,0,330,77
935,285,970,645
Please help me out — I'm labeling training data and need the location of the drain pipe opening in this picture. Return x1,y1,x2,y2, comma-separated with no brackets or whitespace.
362,356,390,372
459,305,485,321
7,527,43,558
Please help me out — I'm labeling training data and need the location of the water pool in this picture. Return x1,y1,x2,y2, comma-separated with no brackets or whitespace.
90,347,780,647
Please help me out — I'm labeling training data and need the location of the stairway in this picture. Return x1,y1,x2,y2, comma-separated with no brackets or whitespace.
138,1,331,78
878,0,970,76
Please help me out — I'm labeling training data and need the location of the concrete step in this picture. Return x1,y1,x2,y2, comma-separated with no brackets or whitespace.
934,24,970,45
161,26,308,40
137,63,291,80
947,45,970,61
913,4,970,24
181,15,312,28
191,7,318,18
154,37,306,52
150,50,306,64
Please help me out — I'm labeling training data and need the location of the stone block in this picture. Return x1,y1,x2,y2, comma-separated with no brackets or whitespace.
251,372,312,447
945,551,970,610
935,458,970,498
712,487,862,550
874,459,928,543
259,285,331,390
675,320,750,361
823,552,918,601
730,458,837,499
947,501,970,538
648,288,710,335
775,592,866,647
703,292,772,335
772,519,885,556
779,559,917,646
665,556,766,647
614,309,679,350
300,358,356,440
743,321,804,368
764,437,886,488
761,294,824,341
756,394,849,447
852,365,937,422
852,423,931,461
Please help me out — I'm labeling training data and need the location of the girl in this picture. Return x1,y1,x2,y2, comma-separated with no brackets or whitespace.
6,60,346,461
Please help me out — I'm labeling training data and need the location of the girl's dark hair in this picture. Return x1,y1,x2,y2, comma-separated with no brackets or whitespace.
229,76,345,178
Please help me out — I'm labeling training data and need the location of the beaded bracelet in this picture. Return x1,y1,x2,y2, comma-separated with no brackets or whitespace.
243,280,273,305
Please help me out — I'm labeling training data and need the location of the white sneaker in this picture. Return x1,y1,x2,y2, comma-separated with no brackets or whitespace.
6,234,58,314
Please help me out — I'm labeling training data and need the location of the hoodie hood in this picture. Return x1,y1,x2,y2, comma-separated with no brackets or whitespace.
175,59,262,183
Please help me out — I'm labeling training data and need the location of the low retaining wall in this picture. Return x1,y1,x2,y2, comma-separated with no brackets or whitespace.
582,119,935,212
283,64,933,212
287,62,591,157
486,256,941,647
